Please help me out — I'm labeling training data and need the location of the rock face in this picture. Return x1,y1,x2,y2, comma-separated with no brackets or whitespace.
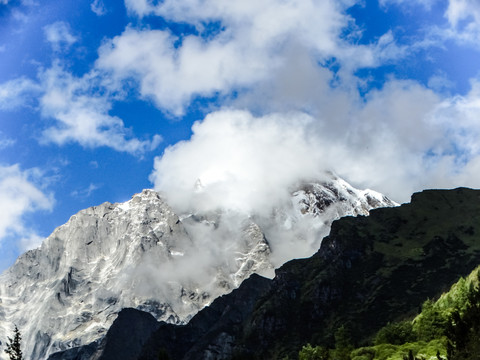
0,190,195,359
106,275,271,360
94,188,480,360
0,174,395,360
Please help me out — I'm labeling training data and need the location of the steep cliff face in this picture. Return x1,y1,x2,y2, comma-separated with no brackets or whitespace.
0,190,197,359
101,188,480,360
0,174,395,360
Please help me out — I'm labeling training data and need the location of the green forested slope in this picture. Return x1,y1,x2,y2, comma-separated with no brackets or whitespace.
300,266,480,360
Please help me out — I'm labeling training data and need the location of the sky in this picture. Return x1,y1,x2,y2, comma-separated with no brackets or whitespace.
1,0,480,272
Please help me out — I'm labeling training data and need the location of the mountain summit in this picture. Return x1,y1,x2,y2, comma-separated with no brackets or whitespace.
0,173,395,360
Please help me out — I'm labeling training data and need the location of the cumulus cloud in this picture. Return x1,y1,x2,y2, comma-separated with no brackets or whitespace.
44,21,77,52
446,0,480,44
445,0,480,27
35,63,162,154
428,0,480,45
151,78,480,207
0,63,162,154
427,79,480,167
337,79,480,198
0,164,53,247
96,27,266,116
150,110,327,214
98,0,407,116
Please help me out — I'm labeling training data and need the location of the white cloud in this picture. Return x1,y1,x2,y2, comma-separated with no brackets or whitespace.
151,78,480,208
428,79,480,162
91,0,107,16
0,62,162,155
445,0,480,27
70,183,101,199
44,21,77,52
37,63,162,154
427,73,455,93
378,0,435,10
124,0,150,16
98,0,407,116
0,133,15,149
19,233,44,252
97,28,273,116
0,77,41,110
0,164,53,247
150,109,327,214
429,0,480,45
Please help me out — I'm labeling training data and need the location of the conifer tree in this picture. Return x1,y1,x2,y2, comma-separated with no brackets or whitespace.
4,325,22,360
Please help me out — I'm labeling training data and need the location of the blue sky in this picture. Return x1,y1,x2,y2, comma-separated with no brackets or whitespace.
1,0,480,271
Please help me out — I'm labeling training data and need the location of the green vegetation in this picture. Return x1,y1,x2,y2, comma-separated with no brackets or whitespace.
298,266,480,360
374,321,416,345
4,325,22,360
299,344,330,360
351,339,447,360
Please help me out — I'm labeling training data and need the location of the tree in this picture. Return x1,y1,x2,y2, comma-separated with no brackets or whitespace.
334,325,353,360
375,320,416,345
446,283,480,360
299,344,330,360
4,325,22,360
413,299,449,341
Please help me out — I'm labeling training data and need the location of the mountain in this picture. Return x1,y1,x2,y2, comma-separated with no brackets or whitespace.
87,187,480,360
0,173,395,360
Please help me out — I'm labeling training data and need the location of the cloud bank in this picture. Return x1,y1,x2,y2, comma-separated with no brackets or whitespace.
151,78,480,206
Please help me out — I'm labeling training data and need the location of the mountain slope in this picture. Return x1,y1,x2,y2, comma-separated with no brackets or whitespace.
236,188,480,358
94,187,480,360
0,174,395,360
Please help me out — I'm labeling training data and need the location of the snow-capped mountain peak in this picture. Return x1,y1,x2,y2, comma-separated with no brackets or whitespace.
0,175,396,360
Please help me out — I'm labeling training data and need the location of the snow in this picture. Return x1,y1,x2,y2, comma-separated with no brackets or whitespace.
117,201,131,212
